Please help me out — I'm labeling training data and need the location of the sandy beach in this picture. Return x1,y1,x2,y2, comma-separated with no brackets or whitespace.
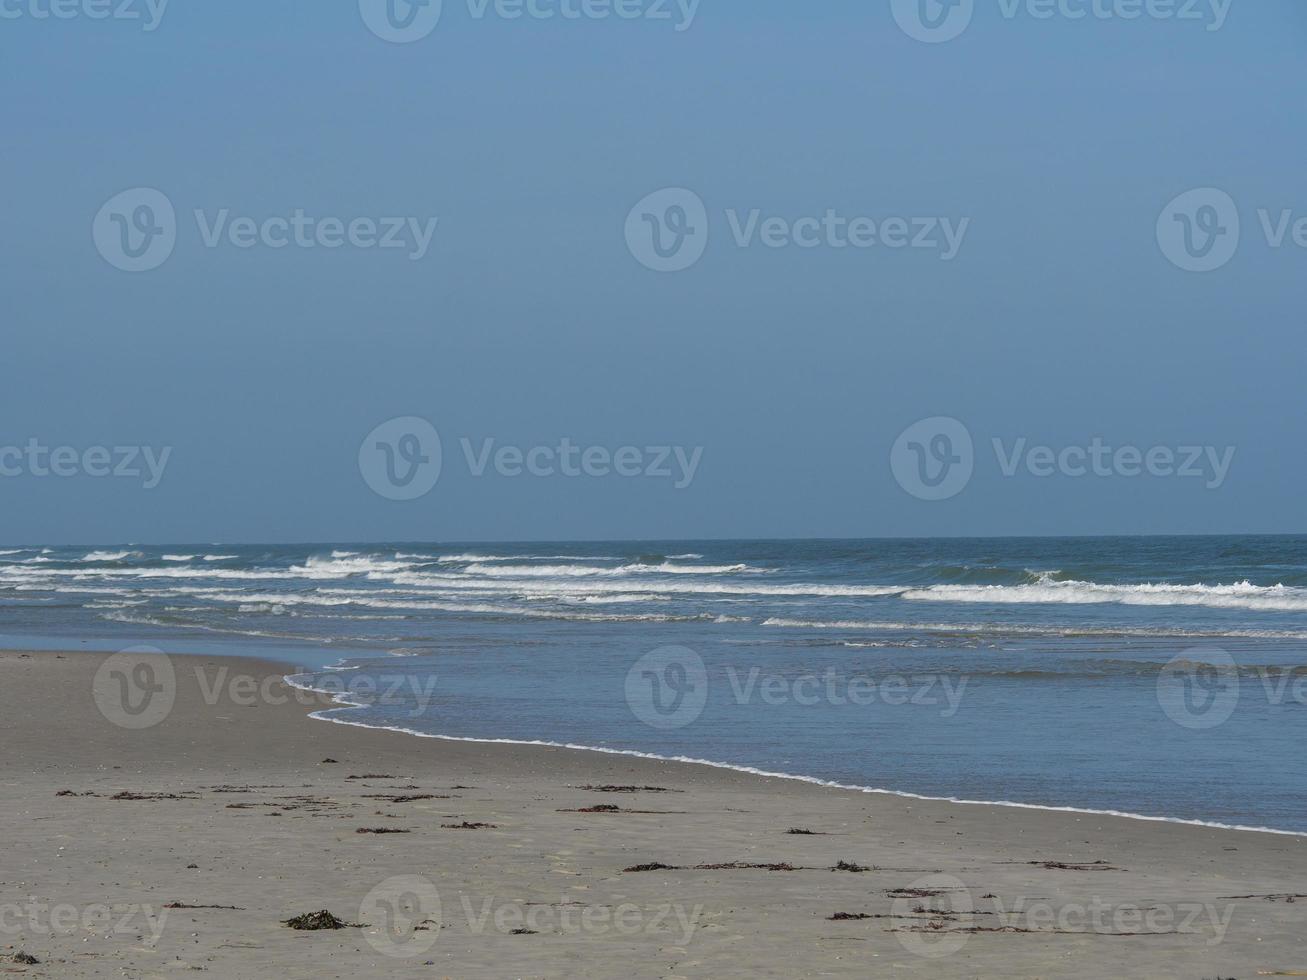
1,648,1305,978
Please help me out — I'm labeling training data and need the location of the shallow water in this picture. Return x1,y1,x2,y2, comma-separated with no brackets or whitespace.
5,536,1306,831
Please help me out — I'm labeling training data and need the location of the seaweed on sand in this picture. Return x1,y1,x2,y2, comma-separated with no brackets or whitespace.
283,910,362,930
831,860,871,872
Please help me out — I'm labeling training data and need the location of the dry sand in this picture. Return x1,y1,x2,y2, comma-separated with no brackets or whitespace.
1,648,1305,978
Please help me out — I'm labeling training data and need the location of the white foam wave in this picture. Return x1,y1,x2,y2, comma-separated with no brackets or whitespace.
462,561,754,578
291,555,418,578
162,554,195,562
463,563,629,578
761,617,1307,640
632,562,755,574
434,553,618,563
195,588,712,623
905,578,1307,613
390,570,904,599
78,550,138,562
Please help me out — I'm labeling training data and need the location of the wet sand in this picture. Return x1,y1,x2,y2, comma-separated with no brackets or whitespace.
1,648,1305,978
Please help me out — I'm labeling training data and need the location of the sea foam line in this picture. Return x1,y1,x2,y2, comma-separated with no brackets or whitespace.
284,670,1307,839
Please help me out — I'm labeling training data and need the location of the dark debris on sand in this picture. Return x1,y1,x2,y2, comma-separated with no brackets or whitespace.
571,785,682,793
1028,860,1121,872
831,860,871,873
1219,892,1306,902
560,804,678,814
441,821,497,830
164,902,244,910
13,952,39,964
356,827,410,834
283,910,362,930
887,887,948,898
624,861,804,872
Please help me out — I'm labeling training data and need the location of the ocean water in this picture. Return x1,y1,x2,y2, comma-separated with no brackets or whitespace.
4,536,1307,832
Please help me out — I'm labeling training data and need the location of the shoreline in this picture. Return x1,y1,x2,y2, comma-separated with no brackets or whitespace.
12,637,1307,846
5,635,1302,836
288,661,1307,840
6,647,1307,977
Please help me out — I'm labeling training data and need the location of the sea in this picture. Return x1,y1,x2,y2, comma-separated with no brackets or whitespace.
3,536,1306,833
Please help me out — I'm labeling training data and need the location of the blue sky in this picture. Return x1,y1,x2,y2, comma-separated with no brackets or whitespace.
2,0,1303,543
